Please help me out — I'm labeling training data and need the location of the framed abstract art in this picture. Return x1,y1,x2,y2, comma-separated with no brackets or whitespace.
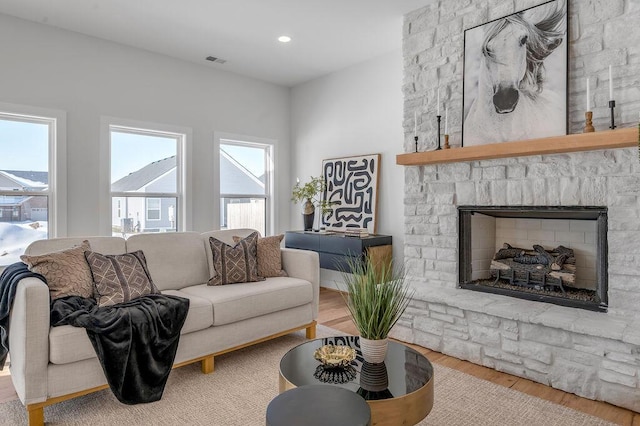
321,154,380,233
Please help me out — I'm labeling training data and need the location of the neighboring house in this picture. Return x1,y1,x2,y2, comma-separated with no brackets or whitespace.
0,170,48,222
111,156,178,233
111,152,264,233
219,148,265,231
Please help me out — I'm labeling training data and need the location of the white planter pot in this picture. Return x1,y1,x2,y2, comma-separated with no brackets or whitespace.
359,337,388,364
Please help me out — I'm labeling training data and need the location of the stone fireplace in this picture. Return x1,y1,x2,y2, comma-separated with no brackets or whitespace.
395,0,640,412
458,205,608,312
393,151,640,412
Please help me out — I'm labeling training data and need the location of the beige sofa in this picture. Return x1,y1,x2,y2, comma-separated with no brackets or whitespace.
9,229,319,426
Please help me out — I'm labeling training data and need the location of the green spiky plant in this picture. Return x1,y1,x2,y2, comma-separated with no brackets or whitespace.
339,256,414,340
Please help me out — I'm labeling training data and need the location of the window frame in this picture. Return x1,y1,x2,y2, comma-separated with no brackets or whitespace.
215,132,275,236
0,102,67,239
100,117,191,235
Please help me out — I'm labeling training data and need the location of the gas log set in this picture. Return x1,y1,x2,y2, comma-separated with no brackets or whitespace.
490,243,576,294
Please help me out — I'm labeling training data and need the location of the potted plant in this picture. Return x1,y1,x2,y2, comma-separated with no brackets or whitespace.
291,176,333,231
339,255,414,363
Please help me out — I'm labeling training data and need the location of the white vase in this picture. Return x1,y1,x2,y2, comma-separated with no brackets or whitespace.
359,337,388,364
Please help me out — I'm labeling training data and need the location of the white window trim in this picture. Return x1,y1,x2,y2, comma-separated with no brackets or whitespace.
0,102,67,238
100,116,192,235
214,132,275,235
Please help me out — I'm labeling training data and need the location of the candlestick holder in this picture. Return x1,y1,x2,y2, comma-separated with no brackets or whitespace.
436,115,442,150
609,100,616,130
444,134,450,149
414,135,418,153
583,111,595,133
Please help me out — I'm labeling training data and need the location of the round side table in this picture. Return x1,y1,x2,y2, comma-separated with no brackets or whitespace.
266,384,371,426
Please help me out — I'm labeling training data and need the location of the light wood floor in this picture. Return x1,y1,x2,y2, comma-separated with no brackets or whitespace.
318,287,640,426
0,288,638,425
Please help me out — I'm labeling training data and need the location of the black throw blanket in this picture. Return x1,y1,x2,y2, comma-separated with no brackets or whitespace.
51,294,189,404
0,262,45,370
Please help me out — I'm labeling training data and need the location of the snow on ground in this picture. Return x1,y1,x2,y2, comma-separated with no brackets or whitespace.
0,221,48,266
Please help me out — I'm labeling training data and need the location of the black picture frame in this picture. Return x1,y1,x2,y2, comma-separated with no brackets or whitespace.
461,0,568,147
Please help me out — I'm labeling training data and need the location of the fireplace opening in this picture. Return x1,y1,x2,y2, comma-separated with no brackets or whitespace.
458,206,608,312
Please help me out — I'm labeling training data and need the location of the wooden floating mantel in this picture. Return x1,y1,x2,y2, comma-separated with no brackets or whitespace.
396,127,638,166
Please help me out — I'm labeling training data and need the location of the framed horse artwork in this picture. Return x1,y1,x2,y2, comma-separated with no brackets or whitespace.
462,0,567,147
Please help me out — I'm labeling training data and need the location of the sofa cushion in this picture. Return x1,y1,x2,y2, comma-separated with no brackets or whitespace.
20,240,94,300
49,324,95,365
126,232,210,291
49,289,213,365
208,232,264,285
85,250,159,307
162,290,213,334
180,276,313,326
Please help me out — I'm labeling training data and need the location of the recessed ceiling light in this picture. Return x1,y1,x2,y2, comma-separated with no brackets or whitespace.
278,35,292,43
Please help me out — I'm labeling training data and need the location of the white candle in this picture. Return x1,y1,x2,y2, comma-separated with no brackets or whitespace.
609,65,613,100
445,107,448,134
437,88,440,116
586,77,590,111
414,111,417,136
296,177,300,184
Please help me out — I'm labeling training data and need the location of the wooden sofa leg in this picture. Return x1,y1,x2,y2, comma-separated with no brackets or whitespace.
306,323,316,339
27,405,44,426
201,355,214,374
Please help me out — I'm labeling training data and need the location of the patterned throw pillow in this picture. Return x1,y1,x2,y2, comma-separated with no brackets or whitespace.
84,250,159,307
208,231,265,285
21,240,94,300
233,234,288,278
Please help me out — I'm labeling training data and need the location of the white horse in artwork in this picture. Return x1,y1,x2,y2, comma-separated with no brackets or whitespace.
464,3,566,146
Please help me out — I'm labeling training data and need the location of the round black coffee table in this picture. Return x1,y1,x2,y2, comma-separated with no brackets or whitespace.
278,336,434,426
266,384,371,426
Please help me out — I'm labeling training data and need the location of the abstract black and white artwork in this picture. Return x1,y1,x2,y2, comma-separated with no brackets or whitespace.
322,154,380,233
462,0,567,146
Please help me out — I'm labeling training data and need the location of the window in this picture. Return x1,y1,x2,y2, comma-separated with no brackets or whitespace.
108,122,187,237
219,137,273,236
0,105,65,267
146,198,161,221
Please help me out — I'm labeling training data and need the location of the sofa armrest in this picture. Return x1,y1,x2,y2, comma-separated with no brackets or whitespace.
281,248,319,319
9,277,50,405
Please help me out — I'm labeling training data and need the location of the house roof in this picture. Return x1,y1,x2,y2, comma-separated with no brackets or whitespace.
0,170,48,191
111,156,177,192
220,149,265,195
1,170,48,185
111,153,265,195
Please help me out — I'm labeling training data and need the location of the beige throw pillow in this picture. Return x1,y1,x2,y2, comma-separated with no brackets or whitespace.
84,250,159,307
209,231,264,285
21,240,94,300
233,234,288,278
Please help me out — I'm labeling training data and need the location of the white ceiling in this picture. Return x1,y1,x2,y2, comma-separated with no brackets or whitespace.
0,0,428,87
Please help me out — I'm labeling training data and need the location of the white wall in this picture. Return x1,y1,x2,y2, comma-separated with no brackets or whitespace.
291,50,405,288
0,14,291,236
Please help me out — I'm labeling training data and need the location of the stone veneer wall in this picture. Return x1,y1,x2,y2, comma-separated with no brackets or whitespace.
396,0,640,411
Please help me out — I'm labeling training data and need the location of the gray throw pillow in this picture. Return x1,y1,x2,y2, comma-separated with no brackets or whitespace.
85,250,159,307
208,231,265,285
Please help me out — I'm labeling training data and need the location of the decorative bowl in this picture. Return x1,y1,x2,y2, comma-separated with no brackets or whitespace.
313,344,356,368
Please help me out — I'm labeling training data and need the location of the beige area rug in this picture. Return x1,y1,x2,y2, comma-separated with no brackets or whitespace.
0,326,616,426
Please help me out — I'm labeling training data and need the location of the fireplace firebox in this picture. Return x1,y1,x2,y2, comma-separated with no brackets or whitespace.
458,206,608,312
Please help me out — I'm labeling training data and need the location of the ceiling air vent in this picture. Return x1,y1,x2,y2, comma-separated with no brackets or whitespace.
205,56,227,64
